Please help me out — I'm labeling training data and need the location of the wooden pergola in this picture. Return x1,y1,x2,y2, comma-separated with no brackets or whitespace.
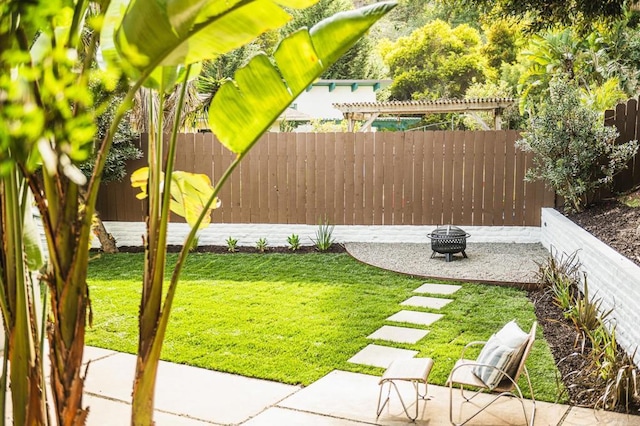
333,98,516,132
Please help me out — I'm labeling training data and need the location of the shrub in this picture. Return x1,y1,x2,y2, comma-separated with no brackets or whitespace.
287,234,301,251
256,237,268,253
516,77,638,212
226,236,238,253
311,220,335,252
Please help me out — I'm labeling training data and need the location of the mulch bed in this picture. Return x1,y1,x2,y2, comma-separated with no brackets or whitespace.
116,244,347,254
532,195,640,415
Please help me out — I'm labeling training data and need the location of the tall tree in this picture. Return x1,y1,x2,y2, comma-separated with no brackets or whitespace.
452,0,637,30
382,19,487,100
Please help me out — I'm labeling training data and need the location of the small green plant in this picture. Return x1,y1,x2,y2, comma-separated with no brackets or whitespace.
535,248,581,289
568,277,612,335
188,235,200,253
226,237,238,253
535,248,580,313
287,234,301,251
256,237,268,253
311,220,335,252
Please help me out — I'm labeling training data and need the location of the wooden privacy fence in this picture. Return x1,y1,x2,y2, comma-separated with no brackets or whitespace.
605,96,640,193
96,131,554,226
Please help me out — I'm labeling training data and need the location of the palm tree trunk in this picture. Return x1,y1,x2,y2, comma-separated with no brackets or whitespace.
92,214,118,253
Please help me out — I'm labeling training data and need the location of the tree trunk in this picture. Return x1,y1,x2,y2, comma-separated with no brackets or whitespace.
92,214,118,253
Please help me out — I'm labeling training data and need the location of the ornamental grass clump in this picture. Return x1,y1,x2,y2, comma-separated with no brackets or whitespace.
312,220,336,252
536,250,639,411
517,77,638,212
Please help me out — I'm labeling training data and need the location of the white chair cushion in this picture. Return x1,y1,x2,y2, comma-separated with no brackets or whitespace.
495,320,529,349
472,335,516,389
495,320,530,377
472,321,529,389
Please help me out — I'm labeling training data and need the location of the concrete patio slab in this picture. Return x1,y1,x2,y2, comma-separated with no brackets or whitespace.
84,394,212,426
400,296,453,310
562,405,640,425
414,282,462,295
386,310,443,326
277,369,571,426
368,325,429,344
243,407,370,425
83,349,299,425
347,344,418,369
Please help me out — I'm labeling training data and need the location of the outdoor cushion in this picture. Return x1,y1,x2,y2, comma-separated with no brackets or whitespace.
472,335,516,389
495,320,530,377
494,320,529,349
472,321,528,388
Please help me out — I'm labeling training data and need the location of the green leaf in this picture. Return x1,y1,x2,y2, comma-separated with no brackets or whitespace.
102,0,304,86
130,167,219,228
23,207,44,271
169,171,219,229
208,2,396,154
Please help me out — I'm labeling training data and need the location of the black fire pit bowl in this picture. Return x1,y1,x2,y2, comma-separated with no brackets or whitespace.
427,225,470,262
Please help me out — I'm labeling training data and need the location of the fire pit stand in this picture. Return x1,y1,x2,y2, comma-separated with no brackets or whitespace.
427,225,470,262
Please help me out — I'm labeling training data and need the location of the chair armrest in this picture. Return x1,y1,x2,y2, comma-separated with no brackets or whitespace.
450,361,521,392
460,341,487,360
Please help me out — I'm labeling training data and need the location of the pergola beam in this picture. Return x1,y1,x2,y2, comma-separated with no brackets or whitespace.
335,98,516,132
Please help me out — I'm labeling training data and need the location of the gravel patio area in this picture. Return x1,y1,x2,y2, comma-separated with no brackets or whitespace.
344,242,549,286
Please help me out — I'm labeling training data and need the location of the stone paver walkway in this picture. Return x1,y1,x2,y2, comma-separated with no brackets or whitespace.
367,325,429,344
348,282,460,369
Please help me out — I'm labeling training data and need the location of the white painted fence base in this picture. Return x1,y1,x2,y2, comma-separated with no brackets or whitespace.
95,222,541,248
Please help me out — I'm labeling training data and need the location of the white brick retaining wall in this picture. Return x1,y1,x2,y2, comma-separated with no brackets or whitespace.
541,208,640,368
95,222,541,248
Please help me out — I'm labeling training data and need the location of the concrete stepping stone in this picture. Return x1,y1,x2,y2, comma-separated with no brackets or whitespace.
401,295,453,309
367,325,429,344
414,282,461,295
387,310,443,326
347,344,418,369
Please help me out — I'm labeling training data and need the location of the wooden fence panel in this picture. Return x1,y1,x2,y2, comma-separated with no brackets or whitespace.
493,131,506,226
431,132,444,225
503,130,516,226
99,131,555,227
442,132,454,225
452,131,464,225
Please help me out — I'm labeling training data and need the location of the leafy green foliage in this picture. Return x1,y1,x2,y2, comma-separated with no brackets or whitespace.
517,26,638,113
517,78,638,212
80,81,141,183
226,237,238,253
85,252,561,401
382,19,487,100
282,0,382,79
287,234,301,251
256,237,269,253
456,0,633,31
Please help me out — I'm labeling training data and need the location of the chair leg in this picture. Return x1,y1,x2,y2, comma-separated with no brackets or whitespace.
450,383,535,426
377,379,427,421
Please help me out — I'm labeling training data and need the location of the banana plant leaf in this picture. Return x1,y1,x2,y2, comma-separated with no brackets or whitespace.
131,167,219,228
208,2,397,155
101,0,318,89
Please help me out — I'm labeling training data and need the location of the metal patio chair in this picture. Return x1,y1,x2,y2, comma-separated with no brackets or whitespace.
446,321,537,426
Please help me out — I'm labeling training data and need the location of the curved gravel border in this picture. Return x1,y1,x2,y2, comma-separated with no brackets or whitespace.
344,242,549,287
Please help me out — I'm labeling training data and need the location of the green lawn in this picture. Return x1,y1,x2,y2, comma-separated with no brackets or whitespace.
86,252,563,402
